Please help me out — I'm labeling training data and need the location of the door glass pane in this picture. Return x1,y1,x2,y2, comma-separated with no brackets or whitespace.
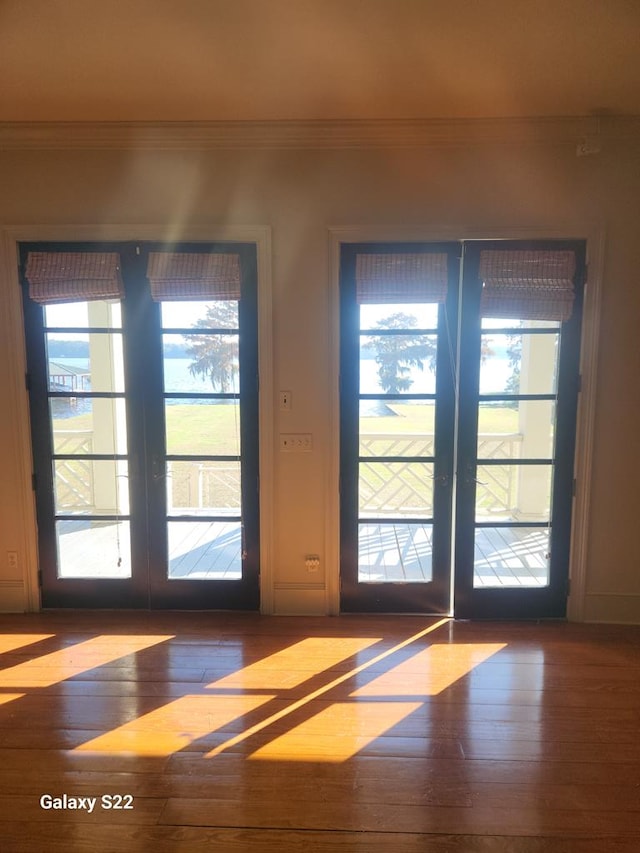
477,401,555,461
46,332,125,393
482,317,560,331
360,334,438,395
53,460,130,515
359,522,433,583
360,303,438,331
160,293,247,586
51,398,128,454
165,400,240,456
479,331,559,395
167,521,241,579
56,519,131,579
42,298,133,584
359,462,434,517
167,461,241,516
472,314,561,596
474,527,550,588
163,333,239,393
160,300,238,329
44,300,122,329
356,298,441,594
360,400,435,457
475,464,553,523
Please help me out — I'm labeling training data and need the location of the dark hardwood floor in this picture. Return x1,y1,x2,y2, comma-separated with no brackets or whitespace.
0,612,639,851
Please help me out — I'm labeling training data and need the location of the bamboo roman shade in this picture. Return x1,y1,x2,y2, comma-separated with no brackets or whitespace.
479,249,576,321
25,252,124,304
356,253,449,304
146,252,241,301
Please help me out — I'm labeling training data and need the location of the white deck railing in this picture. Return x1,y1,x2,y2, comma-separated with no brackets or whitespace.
54,430,94,508
359,432,523,515
54,430,524,517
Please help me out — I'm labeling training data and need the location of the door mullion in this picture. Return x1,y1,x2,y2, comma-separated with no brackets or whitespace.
120,243,159,607
338,244,360,609
548,249,585,598
453,244,483,617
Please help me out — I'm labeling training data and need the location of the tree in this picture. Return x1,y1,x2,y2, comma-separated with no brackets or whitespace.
183,302,238,392
365,313,436,394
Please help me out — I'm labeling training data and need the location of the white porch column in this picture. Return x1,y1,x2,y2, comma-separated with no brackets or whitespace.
515,327,556,520
87,302,127,514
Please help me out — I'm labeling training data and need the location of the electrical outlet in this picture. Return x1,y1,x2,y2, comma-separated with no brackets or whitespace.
305,554,320,573
280,433,313,452
7,551,18,572
576,137,601,157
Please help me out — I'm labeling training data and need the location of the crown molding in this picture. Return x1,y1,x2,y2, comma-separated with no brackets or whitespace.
1,116,639,151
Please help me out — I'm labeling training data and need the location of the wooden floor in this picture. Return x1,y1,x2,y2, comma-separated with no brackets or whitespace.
0,613,639,852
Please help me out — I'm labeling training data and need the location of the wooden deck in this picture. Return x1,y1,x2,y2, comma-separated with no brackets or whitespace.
58,520,547,588
167,521,241,580
1,613,640,852
57,520,132,579
474,527,549,588
57,520,242,581
358,523,549,587
358,523,434,583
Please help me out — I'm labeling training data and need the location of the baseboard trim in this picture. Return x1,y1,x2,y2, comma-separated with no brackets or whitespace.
583,593,640,625
0,580,27,612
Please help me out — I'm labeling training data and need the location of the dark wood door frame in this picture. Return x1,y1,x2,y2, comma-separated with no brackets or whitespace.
21,240,260,610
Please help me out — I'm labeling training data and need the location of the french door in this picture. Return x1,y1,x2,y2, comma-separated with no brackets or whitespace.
340,239,585,618
340,244,459,612
21,242,260,609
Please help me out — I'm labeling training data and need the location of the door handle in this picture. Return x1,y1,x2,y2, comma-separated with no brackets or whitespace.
430,474,449,485
461,465,486,486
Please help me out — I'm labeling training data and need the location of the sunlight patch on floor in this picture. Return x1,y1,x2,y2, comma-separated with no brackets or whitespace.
0,635,174,687
206,637,382,690
0,693,25,706
204,620,450,759
248,701,423,762
74,694,275,756
0,635,54,654
350,643,507,697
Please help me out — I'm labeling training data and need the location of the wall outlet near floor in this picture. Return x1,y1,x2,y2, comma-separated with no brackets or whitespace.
6,551,18,573
305,554,320,573
280,433,313,452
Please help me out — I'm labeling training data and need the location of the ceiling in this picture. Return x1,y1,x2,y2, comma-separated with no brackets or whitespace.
1,0,639,123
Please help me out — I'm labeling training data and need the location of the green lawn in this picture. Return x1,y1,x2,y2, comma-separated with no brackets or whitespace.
165,403,240,455
360,402,518,435
53,403,241,456
54,401,519,455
